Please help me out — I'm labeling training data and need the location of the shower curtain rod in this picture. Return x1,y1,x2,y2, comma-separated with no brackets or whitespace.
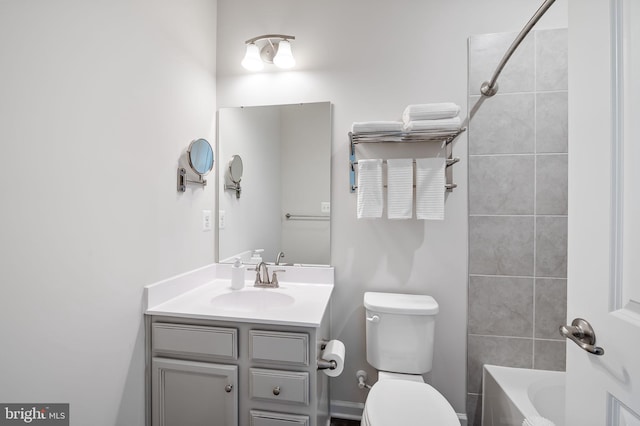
480,0,557,97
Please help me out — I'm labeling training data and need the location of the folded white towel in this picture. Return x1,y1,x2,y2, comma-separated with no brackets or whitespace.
404,117,462,132
415,158,445,220
522,416,555,426
387,159,413,219
357,159,383,219
351,121,404,134
402,103,460,123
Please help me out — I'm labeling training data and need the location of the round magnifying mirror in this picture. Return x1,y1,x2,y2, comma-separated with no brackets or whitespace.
228,155,243,183
187,138,214,175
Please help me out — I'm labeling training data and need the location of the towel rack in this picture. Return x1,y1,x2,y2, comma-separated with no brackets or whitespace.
349,128,465,193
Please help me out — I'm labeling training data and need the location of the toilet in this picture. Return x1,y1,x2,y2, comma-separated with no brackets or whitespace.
361,292,459,426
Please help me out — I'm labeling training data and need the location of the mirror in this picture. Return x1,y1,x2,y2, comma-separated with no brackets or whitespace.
224,155,244,199
228,155,243,182
217,102,331,266
178,138,214,192
188,138,214,175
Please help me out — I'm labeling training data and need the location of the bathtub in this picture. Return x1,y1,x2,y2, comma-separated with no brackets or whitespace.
482,365,565,426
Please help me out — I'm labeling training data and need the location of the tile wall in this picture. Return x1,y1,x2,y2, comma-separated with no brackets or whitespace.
466,28,568,426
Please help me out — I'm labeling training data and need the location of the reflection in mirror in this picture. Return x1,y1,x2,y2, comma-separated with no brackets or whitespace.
217,102,331,266
188,138,214,175
224,155,244,199
228,155,243,182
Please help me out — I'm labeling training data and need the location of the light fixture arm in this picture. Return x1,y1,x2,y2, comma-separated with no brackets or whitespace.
244,34,295,44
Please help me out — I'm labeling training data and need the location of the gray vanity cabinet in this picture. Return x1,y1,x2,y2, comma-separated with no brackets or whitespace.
146,314,330,426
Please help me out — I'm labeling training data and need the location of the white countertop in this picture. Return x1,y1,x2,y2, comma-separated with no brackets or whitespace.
144,264,334,327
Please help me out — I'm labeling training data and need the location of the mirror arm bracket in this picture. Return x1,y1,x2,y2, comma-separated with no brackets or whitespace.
178,168,207,192
224,182,242,198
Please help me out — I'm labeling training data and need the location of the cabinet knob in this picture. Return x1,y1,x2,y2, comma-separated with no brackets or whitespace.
272,386,281,396
225,384,233,393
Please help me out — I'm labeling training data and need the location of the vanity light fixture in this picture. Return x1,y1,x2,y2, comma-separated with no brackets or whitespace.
241,34,296,71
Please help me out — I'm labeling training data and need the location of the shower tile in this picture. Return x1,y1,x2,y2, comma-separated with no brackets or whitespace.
535,278,567,340
466,393,483,426
534,339,566,371
536,154,568,215
469,155,535,215
469,32,535,96
536,92,568,153
469,276,534,337
469,216,534,276
467,335,533,393
536,216,568,278
469,94,535,155
536,29,568,91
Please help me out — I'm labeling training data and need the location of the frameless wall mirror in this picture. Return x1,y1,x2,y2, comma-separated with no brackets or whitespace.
177,138,214,192
224,155,244,199
217,102,332,266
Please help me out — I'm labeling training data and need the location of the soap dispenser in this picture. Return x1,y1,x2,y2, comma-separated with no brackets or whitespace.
231,257,245,290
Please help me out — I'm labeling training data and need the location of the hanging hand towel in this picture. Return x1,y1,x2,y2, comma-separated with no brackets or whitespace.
351,121,404,134
387,158,413,219
357,159,383,219
402,102,461,123
404,117,462,132
415,158,445,220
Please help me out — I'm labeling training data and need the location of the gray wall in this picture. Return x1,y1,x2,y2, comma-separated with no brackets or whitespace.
466,29,568,425
217,0,568,418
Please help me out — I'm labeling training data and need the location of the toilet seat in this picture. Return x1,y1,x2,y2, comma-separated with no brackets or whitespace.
362,380,459,426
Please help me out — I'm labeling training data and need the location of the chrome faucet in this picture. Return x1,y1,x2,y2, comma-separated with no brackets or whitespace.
275,251,285,265
254,261,284,288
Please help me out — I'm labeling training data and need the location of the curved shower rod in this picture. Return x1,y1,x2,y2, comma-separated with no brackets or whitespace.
480,0,557,97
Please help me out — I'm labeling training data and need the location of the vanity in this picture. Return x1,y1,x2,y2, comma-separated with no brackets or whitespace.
144,263,334,426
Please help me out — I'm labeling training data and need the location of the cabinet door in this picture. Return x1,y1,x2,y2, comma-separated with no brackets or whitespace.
152,357,237,426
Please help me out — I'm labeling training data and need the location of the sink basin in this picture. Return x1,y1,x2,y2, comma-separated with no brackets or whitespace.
209,289,295,312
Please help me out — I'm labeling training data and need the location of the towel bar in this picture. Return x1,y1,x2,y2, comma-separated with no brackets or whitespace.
348,128,465,193
285,213,330,221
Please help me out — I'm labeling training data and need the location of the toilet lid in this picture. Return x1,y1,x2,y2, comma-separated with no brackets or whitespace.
364,380,459,425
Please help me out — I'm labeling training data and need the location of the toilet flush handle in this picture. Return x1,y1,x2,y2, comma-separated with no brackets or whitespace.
366,315,380,323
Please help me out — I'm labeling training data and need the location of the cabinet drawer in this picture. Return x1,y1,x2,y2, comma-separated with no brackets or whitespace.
249,330,309,366
249,368,309,405
152,323,237,360
249,410,309,426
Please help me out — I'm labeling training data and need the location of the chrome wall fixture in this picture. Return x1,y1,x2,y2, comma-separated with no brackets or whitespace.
241,34,296,71
178,138,214,192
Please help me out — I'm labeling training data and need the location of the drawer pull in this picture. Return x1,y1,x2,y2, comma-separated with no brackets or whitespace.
272,386,281,396
225,384,233,393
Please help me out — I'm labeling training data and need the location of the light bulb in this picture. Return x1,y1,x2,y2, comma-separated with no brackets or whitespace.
241,43,263,71
273,40,295,69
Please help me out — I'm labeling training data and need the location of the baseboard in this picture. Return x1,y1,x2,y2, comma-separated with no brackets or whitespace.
330,399,468,425
330,400,364,421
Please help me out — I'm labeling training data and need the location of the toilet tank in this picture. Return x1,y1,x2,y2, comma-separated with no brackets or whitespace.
364,292,439,374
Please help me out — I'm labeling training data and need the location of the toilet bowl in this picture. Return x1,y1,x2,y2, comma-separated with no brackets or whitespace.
361,380,459,426
361,292,459,426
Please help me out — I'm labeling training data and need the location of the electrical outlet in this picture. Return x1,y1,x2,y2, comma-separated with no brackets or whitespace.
202,210,212,231
219,210,225,229
321,202,331,213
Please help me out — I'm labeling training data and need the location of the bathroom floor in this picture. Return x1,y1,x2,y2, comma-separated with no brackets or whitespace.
331,418,360,426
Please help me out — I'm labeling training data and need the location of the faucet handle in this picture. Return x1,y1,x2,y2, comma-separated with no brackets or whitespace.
271,269,286,287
